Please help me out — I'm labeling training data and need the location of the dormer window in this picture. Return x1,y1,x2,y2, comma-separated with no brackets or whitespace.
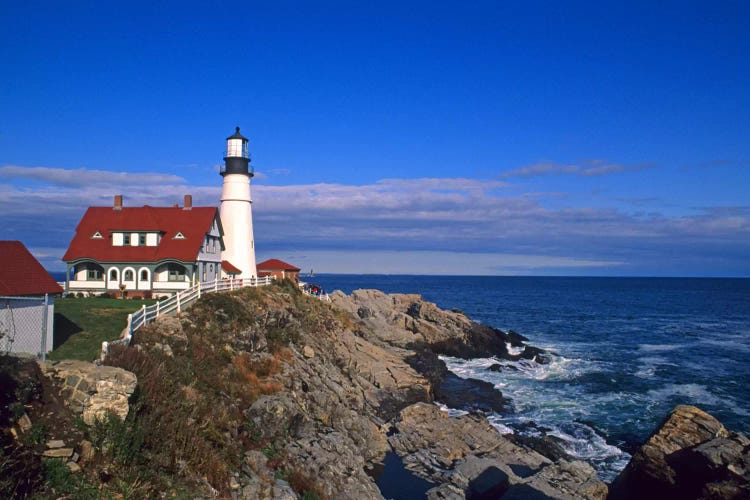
173,232,186,240
91,231,103,239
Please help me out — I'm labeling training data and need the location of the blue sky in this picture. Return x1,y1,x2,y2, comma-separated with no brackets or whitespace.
1,1,749,276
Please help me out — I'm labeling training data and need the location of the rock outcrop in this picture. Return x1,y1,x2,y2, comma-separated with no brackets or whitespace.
610,404,750,499
388,403,608,499
331,289,547,362
45,360,137,424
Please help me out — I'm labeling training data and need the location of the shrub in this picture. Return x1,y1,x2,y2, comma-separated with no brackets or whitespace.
28,423,48,446
0,433,42,498
288,467,324,500
42,457,99,498
89,411,144,465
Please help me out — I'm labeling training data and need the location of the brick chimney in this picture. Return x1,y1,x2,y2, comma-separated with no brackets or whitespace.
114,195,123,211
184,194,192,210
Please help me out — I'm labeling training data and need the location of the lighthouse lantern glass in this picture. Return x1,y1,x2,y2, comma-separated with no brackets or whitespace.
226,138,247,158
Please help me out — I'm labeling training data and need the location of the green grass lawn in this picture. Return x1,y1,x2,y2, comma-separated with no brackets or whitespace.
50,298,156,362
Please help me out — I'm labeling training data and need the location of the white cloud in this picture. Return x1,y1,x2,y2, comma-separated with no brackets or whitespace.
0,165,186,187
3,164,749,275
502,160,653,178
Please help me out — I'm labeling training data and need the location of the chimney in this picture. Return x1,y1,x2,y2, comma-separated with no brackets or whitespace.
114,195,123,211
184,194,192,210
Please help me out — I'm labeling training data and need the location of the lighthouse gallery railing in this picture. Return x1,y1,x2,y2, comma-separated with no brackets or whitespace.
101,276,273,360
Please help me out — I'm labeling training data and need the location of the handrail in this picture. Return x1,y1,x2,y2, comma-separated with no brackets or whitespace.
101,276,274,360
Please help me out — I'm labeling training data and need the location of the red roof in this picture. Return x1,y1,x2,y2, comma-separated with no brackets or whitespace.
62,206,220,263
0,241,64,295
256,258,300,272
221,260,241,274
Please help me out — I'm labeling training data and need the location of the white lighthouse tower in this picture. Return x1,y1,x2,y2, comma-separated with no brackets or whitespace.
220,127,257,279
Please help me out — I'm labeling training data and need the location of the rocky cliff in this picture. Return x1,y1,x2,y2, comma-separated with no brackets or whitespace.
3,282,747,499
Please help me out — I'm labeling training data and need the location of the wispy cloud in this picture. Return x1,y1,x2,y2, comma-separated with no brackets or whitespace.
502,160,653,178
3,165,749,275
0,165,186,188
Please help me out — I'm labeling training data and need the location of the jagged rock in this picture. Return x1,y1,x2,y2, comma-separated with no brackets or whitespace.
404,349,508,413
388,403,607,499
272,479,297,499
331,289,548,363
302,345,315,358
524,459,608,499
466,466,510,498
610,405,750,499
66,461,82,473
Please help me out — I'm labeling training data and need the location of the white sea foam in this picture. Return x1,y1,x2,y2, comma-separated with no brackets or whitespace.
635,355,678,378
485,414,514,435
647,383,718,403
436,402,469,418
648,384,750,418
638,344,682,352
506,342,524,356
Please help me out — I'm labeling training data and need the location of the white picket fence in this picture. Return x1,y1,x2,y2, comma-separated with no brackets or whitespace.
101,276,274,360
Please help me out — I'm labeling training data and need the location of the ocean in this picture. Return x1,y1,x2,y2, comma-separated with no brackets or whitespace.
310,275,750,481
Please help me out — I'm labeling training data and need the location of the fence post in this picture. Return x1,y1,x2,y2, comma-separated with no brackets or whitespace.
156,299,160,318
141,303,146,324
40,294,49,361
177,292,181,313
127,313,133,336
215,276,219,292
198,280,201,299
101,341,108,362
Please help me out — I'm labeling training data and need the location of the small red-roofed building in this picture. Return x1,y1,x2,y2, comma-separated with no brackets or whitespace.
62,195,229,297
221,260,242,279
256,259,301,282
0,241,63,356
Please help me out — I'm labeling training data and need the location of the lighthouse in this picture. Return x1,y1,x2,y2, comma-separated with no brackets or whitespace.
220,127,257,279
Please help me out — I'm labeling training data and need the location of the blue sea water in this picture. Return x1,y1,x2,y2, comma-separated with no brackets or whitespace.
311,275,750,481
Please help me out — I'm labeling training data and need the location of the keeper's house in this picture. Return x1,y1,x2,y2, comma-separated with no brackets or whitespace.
62,195,225,297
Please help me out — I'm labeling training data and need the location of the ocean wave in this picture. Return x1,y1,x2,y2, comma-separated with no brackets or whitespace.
638,343,682,352
634,355,678,378
506,342,524,356
647,383,750,418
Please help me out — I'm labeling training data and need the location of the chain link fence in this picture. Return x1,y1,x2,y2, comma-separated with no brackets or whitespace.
0,295,53,360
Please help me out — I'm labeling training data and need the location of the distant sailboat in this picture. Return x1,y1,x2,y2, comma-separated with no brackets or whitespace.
309,269,314,278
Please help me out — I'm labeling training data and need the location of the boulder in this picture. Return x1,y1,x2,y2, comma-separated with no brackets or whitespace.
48,360,137,424
610,405,750,499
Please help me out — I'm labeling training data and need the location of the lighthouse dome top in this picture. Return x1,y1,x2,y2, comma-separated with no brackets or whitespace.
227,126,248,141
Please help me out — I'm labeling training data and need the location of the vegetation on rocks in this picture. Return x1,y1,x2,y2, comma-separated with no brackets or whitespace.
3,281,746,498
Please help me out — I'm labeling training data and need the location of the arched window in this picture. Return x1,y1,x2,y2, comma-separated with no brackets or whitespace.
124,270,134,281
109,269,118,281
140,269,148,281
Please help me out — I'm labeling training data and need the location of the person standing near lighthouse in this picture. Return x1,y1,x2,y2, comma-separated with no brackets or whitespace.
220,127,257,280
